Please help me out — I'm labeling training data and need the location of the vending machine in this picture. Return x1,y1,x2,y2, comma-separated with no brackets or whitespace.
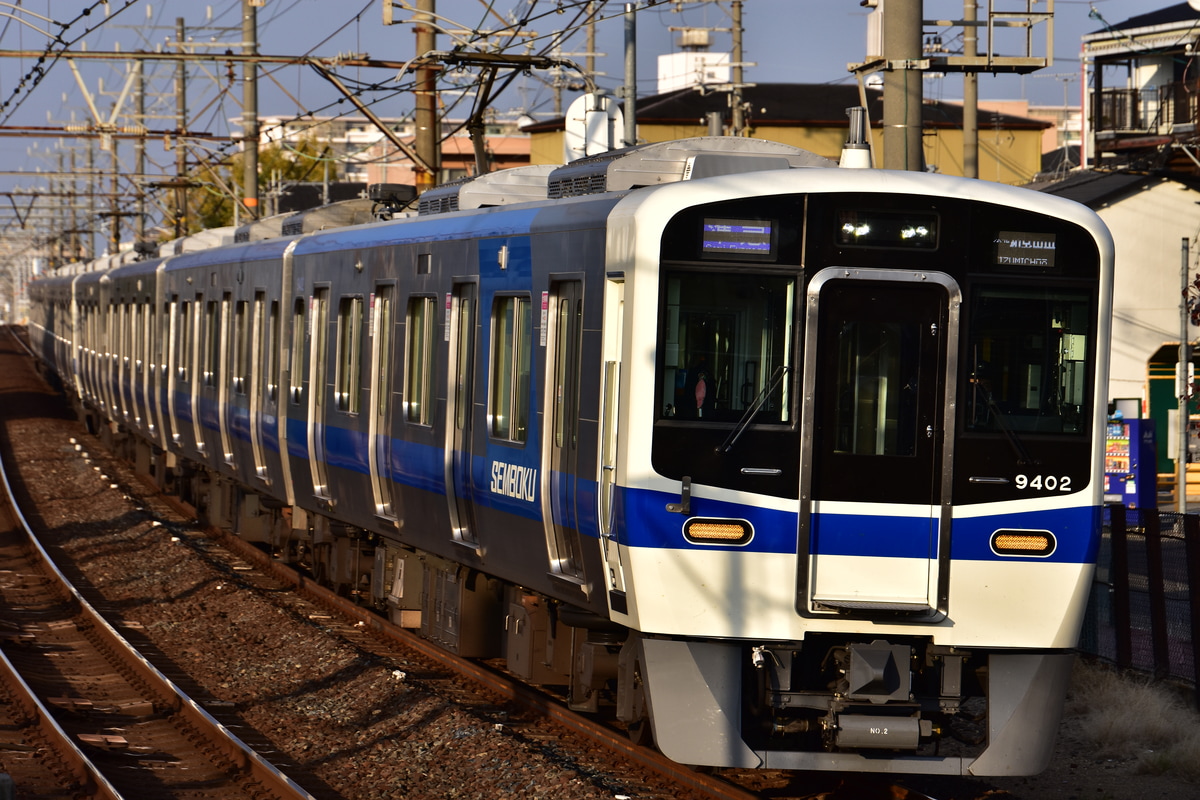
1104,418,1157,509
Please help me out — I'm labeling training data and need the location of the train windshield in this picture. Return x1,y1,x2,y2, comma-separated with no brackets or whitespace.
656,271,795,423
965,285,1092,435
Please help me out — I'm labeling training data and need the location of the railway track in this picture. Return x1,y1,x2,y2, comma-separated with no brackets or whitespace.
3,325,946,799
0,439,315,799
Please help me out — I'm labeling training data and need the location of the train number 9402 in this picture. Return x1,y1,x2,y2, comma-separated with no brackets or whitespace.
1014,474,1072,492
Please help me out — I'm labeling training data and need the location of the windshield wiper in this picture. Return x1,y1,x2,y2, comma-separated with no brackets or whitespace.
717,365,791,454
972,376,1039,466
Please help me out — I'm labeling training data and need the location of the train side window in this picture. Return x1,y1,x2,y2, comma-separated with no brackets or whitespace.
233,299,249,395
129,302,139,368
404,296,436,424
266,300,280,403
489,295,532,442
203,300,219,388
656,271,795,423
289,298,306,405
145,302,155,372
965,285,1092,435
178,301,191,382
335,296,364,414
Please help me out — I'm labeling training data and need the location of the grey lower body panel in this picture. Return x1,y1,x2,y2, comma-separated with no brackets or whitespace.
639,637,1075,775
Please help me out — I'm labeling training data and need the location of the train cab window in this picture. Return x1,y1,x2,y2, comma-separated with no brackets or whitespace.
832,319,921,456
965,285,1092,435
335,296,364,414
489,295,532,442
404,296,436,424
656,272,794,423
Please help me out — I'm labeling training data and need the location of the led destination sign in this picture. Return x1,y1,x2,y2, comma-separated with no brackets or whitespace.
995,231,1057,268
702,218,774,255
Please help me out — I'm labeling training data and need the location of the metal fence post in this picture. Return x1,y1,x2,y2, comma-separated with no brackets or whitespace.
1185,513,1200,708
1144,512,1171,679
1110,504,1132,670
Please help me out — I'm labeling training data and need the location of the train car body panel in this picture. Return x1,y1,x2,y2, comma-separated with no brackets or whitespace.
595,166,1111,772
25,138,1115,777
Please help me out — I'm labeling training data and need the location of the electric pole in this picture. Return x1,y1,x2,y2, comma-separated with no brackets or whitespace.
963,0,978,178
731,0,745,136
1181,237,1191,513
623,3,637,148
242,0,260,219
175,18,189,237
134,59,146,240
882,0,923,171
414,0,439,193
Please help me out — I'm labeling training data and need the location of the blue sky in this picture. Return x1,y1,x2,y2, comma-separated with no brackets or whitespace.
0,0,1169,203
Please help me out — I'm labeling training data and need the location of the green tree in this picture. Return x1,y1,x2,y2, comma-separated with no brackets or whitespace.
168,135,339,236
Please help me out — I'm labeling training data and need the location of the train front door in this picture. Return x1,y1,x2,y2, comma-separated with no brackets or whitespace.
799,268,959,615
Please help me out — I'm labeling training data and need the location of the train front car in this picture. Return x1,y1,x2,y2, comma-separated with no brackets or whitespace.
607,168,1112,775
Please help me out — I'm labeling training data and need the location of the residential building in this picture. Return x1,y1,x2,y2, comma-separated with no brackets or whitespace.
1082,2,1200,171
245,114,531,185
523,83,1051,184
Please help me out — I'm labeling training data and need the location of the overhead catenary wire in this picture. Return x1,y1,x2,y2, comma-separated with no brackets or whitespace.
2,0,663,244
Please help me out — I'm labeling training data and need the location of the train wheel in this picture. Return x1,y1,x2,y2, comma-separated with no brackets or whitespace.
312,542,333,586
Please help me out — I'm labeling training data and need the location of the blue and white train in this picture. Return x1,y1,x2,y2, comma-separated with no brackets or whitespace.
26,136,1113,775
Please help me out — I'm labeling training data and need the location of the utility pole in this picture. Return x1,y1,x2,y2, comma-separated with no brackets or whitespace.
134,59,146,240
623,3,637,148
174,18,189,238
586,2,597,79
882,0,923,171
414,0,439,193
86,140,96,260
730,0,744,136
1181,237,1192,513
242,1,260,219
68,147,79,261
109,139,120,255
55,151,65,266
963,0,978,178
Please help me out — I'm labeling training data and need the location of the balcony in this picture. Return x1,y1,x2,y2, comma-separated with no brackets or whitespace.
1093,81,1199,151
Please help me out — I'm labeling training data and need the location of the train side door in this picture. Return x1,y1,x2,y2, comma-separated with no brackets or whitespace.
249,291,270,481
368,285,397,519
190,295,207,453
165,298,181,446
307,287,332,500
445,282,479,547
799,268,958,615
542,279,586,580
598,276,629,609
218,292,236,464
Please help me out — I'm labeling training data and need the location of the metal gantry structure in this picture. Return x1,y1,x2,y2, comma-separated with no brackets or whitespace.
0,0,1059,324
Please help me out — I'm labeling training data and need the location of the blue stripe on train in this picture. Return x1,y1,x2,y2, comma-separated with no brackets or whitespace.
199,400,1102,564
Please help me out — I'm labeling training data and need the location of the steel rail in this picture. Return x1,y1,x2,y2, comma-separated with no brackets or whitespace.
0,451,122,800
0,327,316,800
